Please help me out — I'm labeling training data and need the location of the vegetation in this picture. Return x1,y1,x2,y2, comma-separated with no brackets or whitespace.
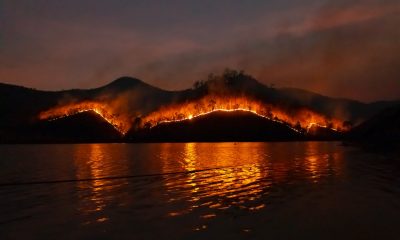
193,69,265,90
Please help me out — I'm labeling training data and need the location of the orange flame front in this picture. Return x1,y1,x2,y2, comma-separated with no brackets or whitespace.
39,101,130,134
141,95,346,132
39,95,349,135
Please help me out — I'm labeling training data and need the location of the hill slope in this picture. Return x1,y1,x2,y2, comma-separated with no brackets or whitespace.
128,110,304,142
349,104,400,142
0,110,122,143
0,71,398,142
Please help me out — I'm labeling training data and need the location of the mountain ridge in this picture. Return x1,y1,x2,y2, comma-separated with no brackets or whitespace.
0,71,399,142
1,78,398,105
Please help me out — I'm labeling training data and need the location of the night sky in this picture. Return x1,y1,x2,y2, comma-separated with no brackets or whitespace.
1,0,399,101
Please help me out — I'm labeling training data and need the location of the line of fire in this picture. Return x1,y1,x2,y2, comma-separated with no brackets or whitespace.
38,94,350,137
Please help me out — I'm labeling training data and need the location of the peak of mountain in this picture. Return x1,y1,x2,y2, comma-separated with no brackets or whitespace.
96,76,167,96
104,76,146,88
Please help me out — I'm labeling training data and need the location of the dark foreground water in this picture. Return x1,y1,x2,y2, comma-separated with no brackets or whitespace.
0,142,400,239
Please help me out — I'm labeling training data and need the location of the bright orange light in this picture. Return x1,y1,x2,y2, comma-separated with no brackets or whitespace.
38,101,130,134
140,95,347,132
38,95,349,135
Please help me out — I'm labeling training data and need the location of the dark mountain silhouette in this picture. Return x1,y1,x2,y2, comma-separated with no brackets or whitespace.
278,88,396,124
0,70,398,142
128,110,304,142
306,125,342,140
349,104,400,142
0,110,121,143
36,110,122,142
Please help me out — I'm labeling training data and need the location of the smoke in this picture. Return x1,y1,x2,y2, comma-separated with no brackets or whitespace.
1,0,399,102
129,0,400,101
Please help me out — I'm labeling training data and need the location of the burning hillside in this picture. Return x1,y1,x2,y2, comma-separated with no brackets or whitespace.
139,95,346,133
1,70,398,143
38,70,351,137
38,101,131,134
38,94,348,137
129,110,306,142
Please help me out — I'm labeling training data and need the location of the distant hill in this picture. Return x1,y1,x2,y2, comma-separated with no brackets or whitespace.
349,104,400,142
128,110,304,142
0,111,122,143
35,110,122,142
0,77,174,128
0,70,398,142
127,110,348,142
278,88,397,124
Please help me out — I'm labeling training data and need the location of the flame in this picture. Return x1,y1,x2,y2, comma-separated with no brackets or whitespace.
39,95,349,136
141,95,346,133
38,101,130,134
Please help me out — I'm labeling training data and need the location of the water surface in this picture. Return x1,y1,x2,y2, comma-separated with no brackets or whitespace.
1,142,399,239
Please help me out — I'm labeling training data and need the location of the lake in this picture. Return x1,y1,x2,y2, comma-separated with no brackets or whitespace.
1,142,400,239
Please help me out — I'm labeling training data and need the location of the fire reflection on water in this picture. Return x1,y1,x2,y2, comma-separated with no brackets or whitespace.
73,144,128,224
160,143,269,217
183,143,198,195
304,142,342,183
159,142,343,220
69,142,343,228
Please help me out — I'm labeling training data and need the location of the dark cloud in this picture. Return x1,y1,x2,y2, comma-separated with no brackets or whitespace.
0,0,399,101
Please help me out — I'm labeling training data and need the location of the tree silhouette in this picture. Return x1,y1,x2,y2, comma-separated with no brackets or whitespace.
193,80,206,89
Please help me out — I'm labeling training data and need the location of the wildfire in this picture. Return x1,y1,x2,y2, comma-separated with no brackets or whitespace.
39,95,349,136
39,102,130,134
140,95,346,133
